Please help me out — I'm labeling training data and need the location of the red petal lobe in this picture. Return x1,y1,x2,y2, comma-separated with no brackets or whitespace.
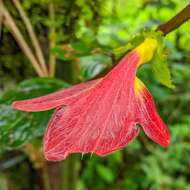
135,79,170,147
12,79,100,112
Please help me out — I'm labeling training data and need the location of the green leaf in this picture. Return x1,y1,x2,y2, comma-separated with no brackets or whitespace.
51,47,67,61
0,77,69,104
71,42,91,54
113,29,163,60
96,165,115,183
79,54,112,80
151,45,175,89
0,78,70,152
0,105,52,152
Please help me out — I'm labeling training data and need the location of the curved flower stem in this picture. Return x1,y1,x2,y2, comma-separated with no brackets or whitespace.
157,2,190,35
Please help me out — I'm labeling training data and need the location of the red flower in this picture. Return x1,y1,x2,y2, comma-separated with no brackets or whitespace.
12,38,170,161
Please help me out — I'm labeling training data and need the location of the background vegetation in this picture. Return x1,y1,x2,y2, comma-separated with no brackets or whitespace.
0,0,190,190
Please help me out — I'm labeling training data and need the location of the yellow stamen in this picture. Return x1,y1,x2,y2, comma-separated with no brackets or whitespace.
135,37,158,65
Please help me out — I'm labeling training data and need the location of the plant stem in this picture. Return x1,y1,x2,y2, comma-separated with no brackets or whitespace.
48,0,56,77
0,0,3,38
60,155,80,190
12,0,48,76
0,3,45,77
157,2,190,35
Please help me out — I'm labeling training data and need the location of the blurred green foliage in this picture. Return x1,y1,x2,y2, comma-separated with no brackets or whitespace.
0,78,69,152
0,0,190,190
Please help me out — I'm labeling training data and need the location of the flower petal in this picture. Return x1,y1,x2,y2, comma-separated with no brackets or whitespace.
135,78,170,147
43,52,140,161
12,79,100,112
12,38,170,161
